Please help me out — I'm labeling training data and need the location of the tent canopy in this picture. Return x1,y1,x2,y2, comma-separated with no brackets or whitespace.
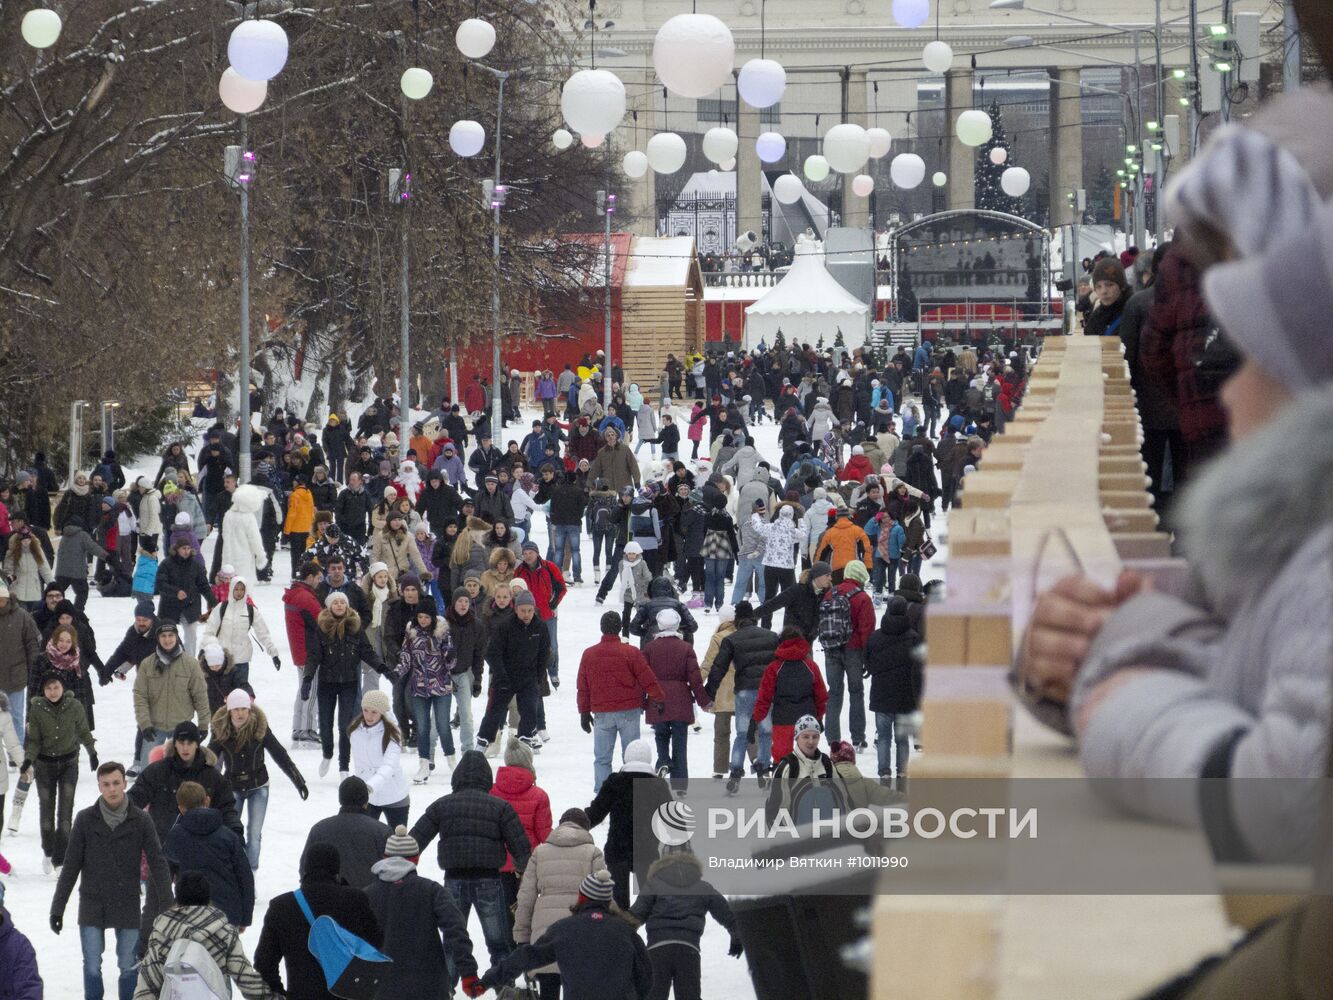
744,236,869,349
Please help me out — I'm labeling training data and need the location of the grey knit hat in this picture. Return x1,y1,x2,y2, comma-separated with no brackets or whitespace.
384,825,420,858
579,869,616,903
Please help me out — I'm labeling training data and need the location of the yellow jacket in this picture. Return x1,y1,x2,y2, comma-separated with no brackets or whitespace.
284,485,315,534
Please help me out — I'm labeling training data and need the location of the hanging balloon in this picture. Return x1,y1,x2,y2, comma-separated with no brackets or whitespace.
755,132,787,164
227,19,289,82
1001,166,1032,197
890,153,927,189
652,13,735,99
646,132,688,174
622,150,649,178
933,171,948,187
580,133,605,149
956,109,993,147
851,174,875,198
892,0,930,30
923,40,954,74
773,174,805,205
721,158,736,171
867,127,893,160
737,58,787,109
20,8,61,48
400,67,434,100
990,146,1009,165
823,124,870,174
561,69,627,137
219,67,268,114
803,155,830,182
455,18,496,59
552,128,574,150
449,120,486,157
702,127,739,165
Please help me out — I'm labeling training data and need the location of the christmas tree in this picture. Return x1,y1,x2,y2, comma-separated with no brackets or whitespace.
816,333,825,350
975,100,1022,215
833,328,846,348
773,328,787,350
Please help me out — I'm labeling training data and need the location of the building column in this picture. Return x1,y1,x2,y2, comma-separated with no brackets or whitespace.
1048,66,1084,228
945,69,975,211
736,72,763,243
624,67,657,238
842,69,870,228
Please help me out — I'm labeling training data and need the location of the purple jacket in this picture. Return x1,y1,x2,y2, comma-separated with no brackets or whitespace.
642,634,711,724
0,910,42,1000
394,620,456,698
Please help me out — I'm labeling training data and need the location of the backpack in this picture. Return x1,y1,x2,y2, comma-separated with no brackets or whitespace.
216,601,254,628
818,586,859,649
628,508,658,545
294,889,392,1000
588,494,618,533
160,937,229,1000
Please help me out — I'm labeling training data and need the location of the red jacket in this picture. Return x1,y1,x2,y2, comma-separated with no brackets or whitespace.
837,454,875,483
566,426,601,464
515,558,566,619
490,765,552,874
828,580,876,650
642,634,711,724
577,635,666,714
282,581,322,665
753,636,829,726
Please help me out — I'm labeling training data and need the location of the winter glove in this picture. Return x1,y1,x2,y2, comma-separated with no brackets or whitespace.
653,700,667,715
88,753,99,773
580,712,594,734
703,682,718,702
297,783,309,801
98,672,113,687
746,721,757,746
729,935,744,958
272,655,282,671
461,975,486,998
300,678,313,702
141,728,157,743
19,762,31,781
49,914,62,935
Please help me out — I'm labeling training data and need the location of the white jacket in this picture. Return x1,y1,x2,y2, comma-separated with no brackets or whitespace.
0,694,22,793
751,510,806,570
137,480,163,535
350,720,410,806
200,577,279,664
221,485,269,583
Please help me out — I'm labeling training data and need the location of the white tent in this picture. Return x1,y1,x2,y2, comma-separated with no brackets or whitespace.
744,236,870,350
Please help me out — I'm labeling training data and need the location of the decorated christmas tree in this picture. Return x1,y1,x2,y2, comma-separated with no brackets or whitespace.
975,100,1022,215
773,328,787,350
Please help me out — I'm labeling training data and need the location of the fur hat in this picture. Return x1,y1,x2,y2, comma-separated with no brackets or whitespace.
361,689,391,717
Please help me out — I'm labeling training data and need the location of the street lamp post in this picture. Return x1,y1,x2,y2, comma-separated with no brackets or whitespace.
390,168,412,426
474,65,511,442
68,401,87,484
101,401,121,454
596,189,617,413
224,137,256,483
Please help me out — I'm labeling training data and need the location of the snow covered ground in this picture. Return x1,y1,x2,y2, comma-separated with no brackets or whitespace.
0,401,946,997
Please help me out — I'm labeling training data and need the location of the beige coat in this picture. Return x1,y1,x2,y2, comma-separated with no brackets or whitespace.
4,534,53,604
0,692,22,793
701,619,738,714
132,648,210,733
513,821,605,974
371,526,429,580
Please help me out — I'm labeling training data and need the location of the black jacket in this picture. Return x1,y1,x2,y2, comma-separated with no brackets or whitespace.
52,800,173,932
164,807,255,926
585,770,672,869
409,750,531,878
363,860,479,996
382,596,429,671
208,705,304,795
309,477,338,514
129,745,243,844
445,607,485,684
705,620,780,695
334,487,373,538
315,578,370,619
484,613,550,690
537,476,588,526
628,854,736,948
417,478,464,534
629,577,698,647
474,488,513,526
483,903,652,1000
255,875,383,1000
155,552,217,624
864,599,921,715
107,620,157,677
304,609,382,687
753,580,823,641
301,808,390,892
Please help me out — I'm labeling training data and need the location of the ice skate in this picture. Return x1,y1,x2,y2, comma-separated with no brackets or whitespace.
318,757,331,777
414,759,432,784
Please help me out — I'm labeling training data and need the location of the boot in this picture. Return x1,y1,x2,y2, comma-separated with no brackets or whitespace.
444,753,457,769
483,739,501,759
318,757,331,778
518,735,542,754
414,759,432,784
338,771,349,782
725,768,743,796
594,566,602,583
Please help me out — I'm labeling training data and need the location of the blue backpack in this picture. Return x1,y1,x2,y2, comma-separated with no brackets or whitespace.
293,890,391,1000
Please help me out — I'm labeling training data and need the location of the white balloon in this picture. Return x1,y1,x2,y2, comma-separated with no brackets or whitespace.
867,127,893,160
20,8,61,49
956,109,993,147
851,174,875,198
803,155,830,182
737,58,786,109
455,18,496,59
923,40,954,74
890,153,927,189
560,69,626,137
622,150,649,178
652,13,735,99
646,132,688,174
580,133,605,149
892,0,930,29
552,128,574,150
702,127,739,165
449,120,486,158
721,158,736,171
400,67,433,100
756,132,787,164
773,174,805,205
990,146,1009,165
218,67,267,114
933,171,949,187
823,123,870,174
227,19,289,82
1001,166,1032,197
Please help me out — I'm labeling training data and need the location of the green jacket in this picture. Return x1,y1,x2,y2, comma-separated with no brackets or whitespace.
133,648,210,734
0,600,41,692
24,690,95,764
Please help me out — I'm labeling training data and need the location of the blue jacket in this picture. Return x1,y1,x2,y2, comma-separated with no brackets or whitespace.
521,432,548,470
164,807,255,926
0,909,41,1000
912,343,931,372
132,553,159,594
597,414,626,439
886,522,906,561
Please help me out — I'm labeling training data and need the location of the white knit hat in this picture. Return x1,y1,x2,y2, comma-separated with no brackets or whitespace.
202,644,226,666
655,608,681,634
225,689,251,711
361,689,391,717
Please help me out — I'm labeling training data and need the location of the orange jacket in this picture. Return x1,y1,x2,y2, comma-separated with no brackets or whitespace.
815,517,872,570
284,485,315,534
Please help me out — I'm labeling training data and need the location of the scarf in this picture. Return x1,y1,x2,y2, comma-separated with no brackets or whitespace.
99,796,129,830
370,584,390,629
71,479,90,497
45,639,81,676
